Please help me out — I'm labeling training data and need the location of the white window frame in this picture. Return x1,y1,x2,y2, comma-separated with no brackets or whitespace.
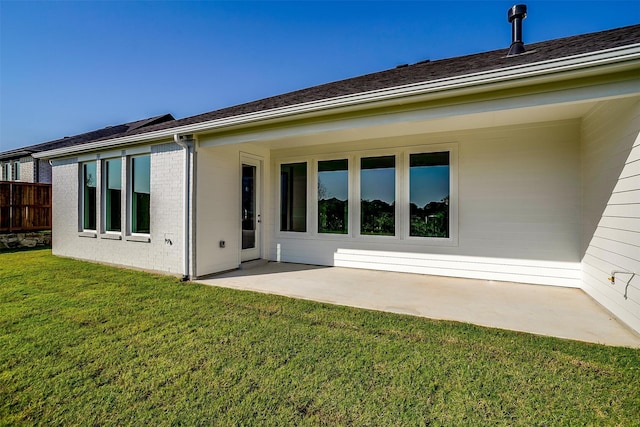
403,143,458,246
355,149,402,240
101,156,124,237
128,154,151,238
274,142,458,246
12,161,20,181
276,158,311,236
313,155,354,239
80,160,98,233
1,163,9,181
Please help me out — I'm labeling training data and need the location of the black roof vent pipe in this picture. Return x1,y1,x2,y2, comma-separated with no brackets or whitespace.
507,4,527,56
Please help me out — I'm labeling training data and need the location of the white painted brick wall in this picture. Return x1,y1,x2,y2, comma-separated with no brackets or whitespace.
0,158,35,182
51,142,185,275
18,157,35,182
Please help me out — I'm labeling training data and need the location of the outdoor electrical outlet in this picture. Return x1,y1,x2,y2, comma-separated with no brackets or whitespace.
219,240,225,248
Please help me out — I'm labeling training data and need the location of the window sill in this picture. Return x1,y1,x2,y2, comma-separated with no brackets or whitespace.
404,235,458,247
78,231,97,238
276,231,310,238
126,235,151,243
314,232,353,240
275,231,459,246
100,233,122,240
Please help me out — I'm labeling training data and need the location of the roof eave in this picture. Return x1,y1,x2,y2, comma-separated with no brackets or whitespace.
33,43,640,160
0,150,34,160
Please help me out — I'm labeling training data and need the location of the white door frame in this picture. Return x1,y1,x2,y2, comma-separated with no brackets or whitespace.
240,153,263,262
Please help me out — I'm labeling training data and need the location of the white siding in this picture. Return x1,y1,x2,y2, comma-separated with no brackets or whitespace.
51,142,185,275
581,98,640,333
269,120,582,287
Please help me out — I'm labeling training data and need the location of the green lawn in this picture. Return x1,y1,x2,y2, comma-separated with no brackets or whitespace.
1,249,639,425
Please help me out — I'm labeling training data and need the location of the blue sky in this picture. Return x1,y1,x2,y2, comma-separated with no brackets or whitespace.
1,1,638,152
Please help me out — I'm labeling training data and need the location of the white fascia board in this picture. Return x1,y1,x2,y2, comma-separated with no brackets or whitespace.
202,78,639,148
33,135,173,159
34,44,640,160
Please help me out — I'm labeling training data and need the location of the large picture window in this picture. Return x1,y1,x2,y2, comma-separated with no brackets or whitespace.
131,155,150,234
104,158,122,232
82,162,97,231
361,155,395,236
275,145,455,243
318,159,348,234
280,162,307,232
409,152,450,238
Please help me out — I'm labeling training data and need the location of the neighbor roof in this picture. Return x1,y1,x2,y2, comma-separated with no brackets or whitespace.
0,114,175,160
92,24,640,142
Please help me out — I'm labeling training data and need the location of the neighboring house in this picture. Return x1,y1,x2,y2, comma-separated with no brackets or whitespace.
34,19,640,334
0,114,174,183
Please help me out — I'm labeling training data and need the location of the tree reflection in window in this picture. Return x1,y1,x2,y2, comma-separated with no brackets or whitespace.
318,159,348,234
409,152,449,238
131,155,150,234
83,162,97,231
105,158,122,232
280,162,307,232
361,156,395,236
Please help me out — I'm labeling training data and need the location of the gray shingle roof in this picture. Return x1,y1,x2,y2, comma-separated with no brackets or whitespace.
7,23,640,157
101,24,640,141
0,114,175,160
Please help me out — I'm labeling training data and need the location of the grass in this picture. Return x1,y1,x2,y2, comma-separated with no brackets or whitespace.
1,249,639,426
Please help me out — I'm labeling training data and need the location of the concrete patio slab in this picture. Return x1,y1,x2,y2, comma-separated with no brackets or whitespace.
196,262,640,348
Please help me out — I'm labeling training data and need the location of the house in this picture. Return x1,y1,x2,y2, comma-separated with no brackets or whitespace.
33,14,640,334
0,114,174,183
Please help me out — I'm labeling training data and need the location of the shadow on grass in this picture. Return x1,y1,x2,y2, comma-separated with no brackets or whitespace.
0,245,51,254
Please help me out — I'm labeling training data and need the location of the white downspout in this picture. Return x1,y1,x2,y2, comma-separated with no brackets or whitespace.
174,134,191,281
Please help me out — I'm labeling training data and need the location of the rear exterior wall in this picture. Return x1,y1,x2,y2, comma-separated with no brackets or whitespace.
269,120,583,287
581,98,640,333
51,142,185,274
194,141,271,277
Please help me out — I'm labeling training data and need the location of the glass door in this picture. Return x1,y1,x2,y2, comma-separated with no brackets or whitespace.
241,156,261,261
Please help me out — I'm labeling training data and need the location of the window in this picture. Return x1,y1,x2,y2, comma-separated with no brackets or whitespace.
409,152,450,238
280,162,307,232
131,155,150,234
318,159,348,234
275,145,455,243
13,161,20,181
82,162,97,231
1,163,9,181
360,155,395,236
104,158,122,232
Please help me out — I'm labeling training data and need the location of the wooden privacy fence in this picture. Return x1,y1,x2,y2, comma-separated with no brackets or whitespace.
0,182,52,232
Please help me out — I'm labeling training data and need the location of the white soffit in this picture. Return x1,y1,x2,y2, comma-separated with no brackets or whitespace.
199,97,605,150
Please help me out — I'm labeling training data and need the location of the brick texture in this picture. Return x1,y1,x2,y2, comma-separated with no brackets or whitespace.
51,143,185,275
